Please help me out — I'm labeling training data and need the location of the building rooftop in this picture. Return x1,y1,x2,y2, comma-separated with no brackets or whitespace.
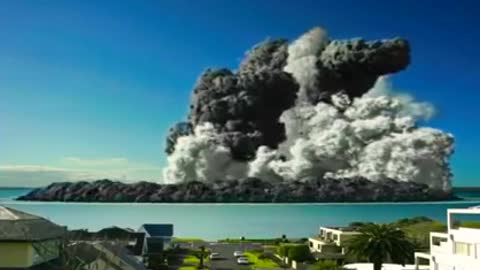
0,206,40,220
0,206,65,241
344,263,429,270
139,224,173,237
97,241,146,270
320,226,361,233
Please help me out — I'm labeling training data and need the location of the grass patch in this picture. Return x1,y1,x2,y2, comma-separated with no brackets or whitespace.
179,267,198,270
400,220,447,250
243,251,279,268
179,267,209,270
174,237,205,243
183,255,200,265
219,238,284,244
263,244,279,250
458,221,480,229
402,221,447,235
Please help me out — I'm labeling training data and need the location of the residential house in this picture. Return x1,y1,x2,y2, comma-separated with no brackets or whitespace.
0,206,65,269
414,208,480,270
73,242,146,270
96,227,136,241
308,226,360,262
134,224,173,267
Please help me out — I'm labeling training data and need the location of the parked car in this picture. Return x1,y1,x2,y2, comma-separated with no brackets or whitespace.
209,252,221,260
233,251,244,257
237,257,249,265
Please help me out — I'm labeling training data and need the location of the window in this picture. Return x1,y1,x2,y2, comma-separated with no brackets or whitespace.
454,242,471,256
432,236,447,246
309,241,313,247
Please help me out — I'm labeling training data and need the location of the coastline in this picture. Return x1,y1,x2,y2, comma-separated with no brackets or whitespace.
15,178,456,203
3,199,480,206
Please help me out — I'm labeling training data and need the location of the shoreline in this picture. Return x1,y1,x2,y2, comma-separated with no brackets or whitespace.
3,199,479,206
15,178,457,203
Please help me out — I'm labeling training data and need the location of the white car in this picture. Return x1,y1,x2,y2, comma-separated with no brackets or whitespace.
237,257,249,265
209,253,221,260
233,251,244,257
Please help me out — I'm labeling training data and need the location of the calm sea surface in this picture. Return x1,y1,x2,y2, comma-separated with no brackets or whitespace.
1,188,480,240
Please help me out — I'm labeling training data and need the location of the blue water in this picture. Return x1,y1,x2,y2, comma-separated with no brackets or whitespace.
2,188,480,240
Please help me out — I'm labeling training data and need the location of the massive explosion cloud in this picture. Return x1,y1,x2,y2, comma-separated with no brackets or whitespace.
163,27,454,191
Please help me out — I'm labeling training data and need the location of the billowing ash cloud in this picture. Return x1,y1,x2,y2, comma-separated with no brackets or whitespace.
252,79,454,190
163,123,248,183
285,27,410,104
163,27,454,190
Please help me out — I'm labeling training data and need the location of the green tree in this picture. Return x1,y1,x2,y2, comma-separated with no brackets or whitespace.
347,223,414,270
312,260,347,270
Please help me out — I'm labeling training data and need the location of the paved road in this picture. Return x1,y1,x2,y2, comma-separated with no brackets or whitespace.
208,242,262,270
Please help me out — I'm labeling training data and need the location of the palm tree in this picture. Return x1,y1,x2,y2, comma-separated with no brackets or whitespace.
194,245,209,269
347,223,414,270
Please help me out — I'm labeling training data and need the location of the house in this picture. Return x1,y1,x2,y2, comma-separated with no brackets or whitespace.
68,241,146,270
0,206,65,269
308,226,360,262
136,224,173,255
414,208,480,270
96,226,137,242
134,224,173,267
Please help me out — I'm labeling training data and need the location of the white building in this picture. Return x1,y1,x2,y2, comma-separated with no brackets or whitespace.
415,208,480,270
308,226,361,261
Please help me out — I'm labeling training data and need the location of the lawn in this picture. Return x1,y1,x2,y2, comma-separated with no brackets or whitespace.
183,255,200,265
179,267,209,270
458,221,480,229
180,254,210,270
243,251,279,268
219,238,283,244
263,244,280,251
179,267,198,270
399,220,447,250
173,237,205,243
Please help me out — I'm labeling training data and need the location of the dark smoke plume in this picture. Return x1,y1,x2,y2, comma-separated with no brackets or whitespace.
163,27,453,191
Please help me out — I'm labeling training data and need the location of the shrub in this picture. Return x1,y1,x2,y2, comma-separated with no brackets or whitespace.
277,245,290,257
287,245,312,262
313,260,347,270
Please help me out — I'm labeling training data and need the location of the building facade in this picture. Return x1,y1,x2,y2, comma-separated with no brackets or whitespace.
415,208,480,270
0,206,65,269
135,224,174,268
308,226,360,261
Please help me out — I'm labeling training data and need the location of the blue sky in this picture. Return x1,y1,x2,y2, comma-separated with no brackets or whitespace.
0,0,479,187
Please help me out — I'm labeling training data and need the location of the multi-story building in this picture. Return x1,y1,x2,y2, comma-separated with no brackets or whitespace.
308,226,360,262
415,208,480,270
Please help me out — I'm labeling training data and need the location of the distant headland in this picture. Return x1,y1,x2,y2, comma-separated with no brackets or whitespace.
17,178,455,203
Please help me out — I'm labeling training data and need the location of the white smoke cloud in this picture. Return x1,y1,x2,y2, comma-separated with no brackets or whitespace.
250,83,454,190
284,27,329,102
162,123,247,183
366,76,436,120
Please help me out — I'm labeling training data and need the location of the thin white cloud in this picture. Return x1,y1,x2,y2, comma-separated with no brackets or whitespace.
62,157,129,167
0,165,68,172
0,159,164,187
0,165,90,187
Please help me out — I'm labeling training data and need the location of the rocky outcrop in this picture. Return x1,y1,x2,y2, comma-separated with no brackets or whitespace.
17,177,455,203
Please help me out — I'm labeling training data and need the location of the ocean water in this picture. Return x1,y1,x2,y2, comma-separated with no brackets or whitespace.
1,188,480,240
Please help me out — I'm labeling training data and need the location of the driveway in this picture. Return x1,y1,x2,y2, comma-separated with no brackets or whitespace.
208,242,262,270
